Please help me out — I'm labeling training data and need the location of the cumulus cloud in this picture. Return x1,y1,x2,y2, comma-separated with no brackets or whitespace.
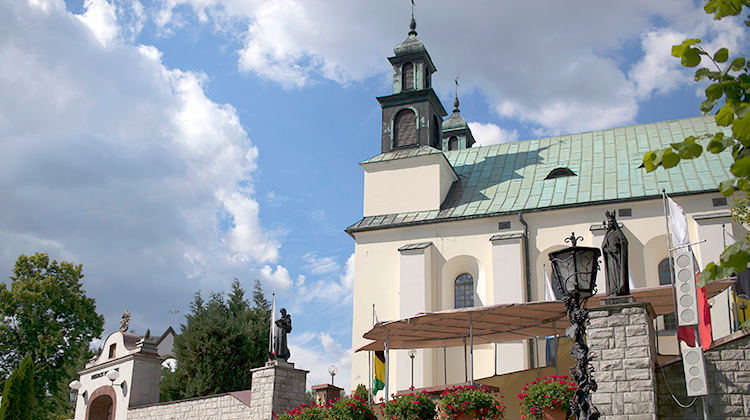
0,0,279,332
152,0,746,135
289,331,351,391
468,122,518,146
259,265,293,289
303,252,340,275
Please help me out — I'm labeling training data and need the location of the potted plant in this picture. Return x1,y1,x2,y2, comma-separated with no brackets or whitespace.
518,375,575,420
327,395,377,420
381,391,437,420
439,385,505,419
274,403,328,420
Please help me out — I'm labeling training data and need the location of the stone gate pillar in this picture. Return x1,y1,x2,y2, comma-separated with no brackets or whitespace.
587,300,658,419
249,360,308,419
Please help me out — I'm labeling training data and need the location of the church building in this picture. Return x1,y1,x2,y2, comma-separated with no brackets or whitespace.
347,18,744,394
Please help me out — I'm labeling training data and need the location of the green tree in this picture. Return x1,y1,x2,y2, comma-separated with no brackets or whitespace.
160,279,271,401
0,253,104,418
643,1,750,318
0,355,34,420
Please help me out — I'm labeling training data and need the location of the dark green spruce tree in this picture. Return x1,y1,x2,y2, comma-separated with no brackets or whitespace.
0,355,34,420
160,279,271,401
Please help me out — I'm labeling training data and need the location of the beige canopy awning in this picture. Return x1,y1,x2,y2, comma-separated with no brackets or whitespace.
357,279,735,352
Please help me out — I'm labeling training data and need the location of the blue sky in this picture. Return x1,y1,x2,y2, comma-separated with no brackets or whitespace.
0,0,747,390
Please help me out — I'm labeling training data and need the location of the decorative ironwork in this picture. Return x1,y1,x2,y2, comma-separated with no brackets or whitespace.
564,294,599,420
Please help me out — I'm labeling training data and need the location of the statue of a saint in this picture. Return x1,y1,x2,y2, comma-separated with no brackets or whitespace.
274,308,292,361
602,211,630,296
119,310,130,332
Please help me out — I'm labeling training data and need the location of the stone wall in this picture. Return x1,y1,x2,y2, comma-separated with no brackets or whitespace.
249,360,307,419
588,302,658,419
656,330,750,419
127,391,251,420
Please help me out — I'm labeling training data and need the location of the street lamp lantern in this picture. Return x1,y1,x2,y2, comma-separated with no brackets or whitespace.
548,232,601,420
328,365,337,386
69,380,82,409
408,349,416,389
549,233,601,298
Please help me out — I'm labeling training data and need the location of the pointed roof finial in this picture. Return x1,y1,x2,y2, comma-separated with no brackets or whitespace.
409,0,417,36
453,76,460,112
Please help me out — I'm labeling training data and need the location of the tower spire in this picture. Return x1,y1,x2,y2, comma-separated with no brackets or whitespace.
453,76,460,112
409,0,417,36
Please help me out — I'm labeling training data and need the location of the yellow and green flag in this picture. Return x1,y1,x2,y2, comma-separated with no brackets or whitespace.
373,351,385,396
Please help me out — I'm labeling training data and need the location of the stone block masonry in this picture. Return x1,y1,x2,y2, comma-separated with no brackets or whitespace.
656,330,750,419
127,391,252,420
249,360,308,419
588,302,658,420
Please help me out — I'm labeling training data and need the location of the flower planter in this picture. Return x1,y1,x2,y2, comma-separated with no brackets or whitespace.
541,406,567,420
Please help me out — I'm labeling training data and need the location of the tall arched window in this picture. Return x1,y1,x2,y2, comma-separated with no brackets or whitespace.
394,109,417,147
402,62,414,91
448,136,458,151
432,115,440,148
454,273,474,308
658,258,677,330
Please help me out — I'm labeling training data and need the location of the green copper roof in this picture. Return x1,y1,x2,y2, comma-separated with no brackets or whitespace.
347,116,732,234
360,145,444,164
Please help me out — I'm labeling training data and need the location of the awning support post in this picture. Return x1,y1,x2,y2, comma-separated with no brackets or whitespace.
443,345,447,385
463,337,467,382
469,315,474,386
385,336,390,402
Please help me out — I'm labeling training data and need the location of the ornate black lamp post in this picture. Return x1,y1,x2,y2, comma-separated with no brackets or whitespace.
548,233,601,420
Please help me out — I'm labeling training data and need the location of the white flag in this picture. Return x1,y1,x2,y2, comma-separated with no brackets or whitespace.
373,305,379,325
668,197,689,247
269,294,278,356
628,266,637,290
544,270,556,302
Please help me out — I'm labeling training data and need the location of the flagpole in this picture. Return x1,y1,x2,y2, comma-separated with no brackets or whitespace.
384,336,390,402
662,190,680,337
369,304,374,404
269,293,277,359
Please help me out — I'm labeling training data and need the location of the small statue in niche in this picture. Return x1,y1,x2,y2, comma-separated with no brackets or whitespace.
602,211,630,296
274,308,292,361
119,310,130,332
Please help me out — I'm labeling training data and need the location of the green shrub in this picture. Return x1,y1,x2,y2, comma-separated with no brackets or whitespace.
0,355,35,420
274,403,327,420
381,391,437,420
518,375,575,419
353,383,368,400
439,385,505,419
328,395,377,420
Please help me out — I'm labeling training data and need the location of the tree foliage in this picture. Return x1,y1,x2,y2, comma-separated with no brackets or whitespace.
0,253,103,418
642,1,750,297
0,355,34,420
160,279,270,401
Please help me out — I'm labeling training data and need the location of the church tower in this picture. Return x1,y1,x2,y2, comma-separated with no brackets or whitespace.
377,18,447,153
441,96,475,151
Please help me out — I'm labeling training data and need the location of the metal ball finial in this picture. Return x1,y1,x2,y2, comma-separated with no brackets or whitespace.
409,17,417,35
453,96,460,111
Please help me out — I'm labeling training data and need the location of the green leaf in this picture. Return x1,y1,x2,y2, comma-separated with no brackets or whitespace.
731,56,746,71
671,136,703,159
737,177,750,192
642,151,659,172
701,99,719,113
716,103,735,126
706,83,724,101
714,47,729,63
662,148,681,168
720,241,750,272
732,113,750,146
672,39,702,57
707,132,733,153
719,179,736,196
682,48,702,67
697,262,732,287
730,153,750,177
694,67,712,81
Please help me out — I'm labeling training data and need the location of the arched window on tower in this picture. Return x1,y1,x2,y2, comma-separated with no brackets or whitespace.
448,136,458,151
394,109,417,148
454,273,474,309
432,115,440,148
658,258,677,330
402,62,414,91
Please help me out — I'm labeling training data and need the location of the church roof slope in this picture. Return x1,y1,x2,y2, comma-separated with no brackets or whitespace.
347,115,732,234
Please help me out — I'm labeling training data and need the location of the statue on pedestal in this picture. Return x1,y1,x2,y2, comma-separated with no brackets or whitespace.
274,308,292,361
119,310,130,332
602,211,629,296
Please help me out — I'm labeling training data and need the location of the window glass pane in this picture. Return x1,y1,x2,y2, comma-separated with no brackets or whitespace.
454,273,474,308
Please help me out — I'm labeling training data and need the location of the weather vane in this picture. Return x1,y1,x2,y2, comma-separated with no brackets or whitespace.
454,75,460,99
411,0,415,19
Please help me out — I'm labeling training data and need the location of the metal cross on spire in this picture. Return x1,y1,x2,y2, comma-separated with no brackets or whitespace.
411,0,415,19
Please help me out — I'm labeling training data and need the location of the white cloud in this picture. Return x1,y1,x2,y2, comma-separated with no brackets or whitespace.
152,0,746,134
289,331,351,392
340,253,354,290
303,252,340,275
259,265,293,289
0,0,279,332
468,122,518,146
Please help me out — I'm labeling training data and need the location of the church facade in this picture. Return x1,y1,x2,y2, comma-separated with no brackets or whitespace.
348,19,744,394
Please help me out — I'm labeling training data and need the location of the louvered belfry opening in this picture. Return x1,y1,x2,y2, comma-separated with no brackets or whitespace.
402,62,414,91
394,108,417,147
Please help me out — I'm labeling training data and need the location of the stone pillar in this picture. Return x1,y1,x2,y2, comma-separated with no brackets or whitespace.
249,360,308,419
311,383,342,406
588,300,658,419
